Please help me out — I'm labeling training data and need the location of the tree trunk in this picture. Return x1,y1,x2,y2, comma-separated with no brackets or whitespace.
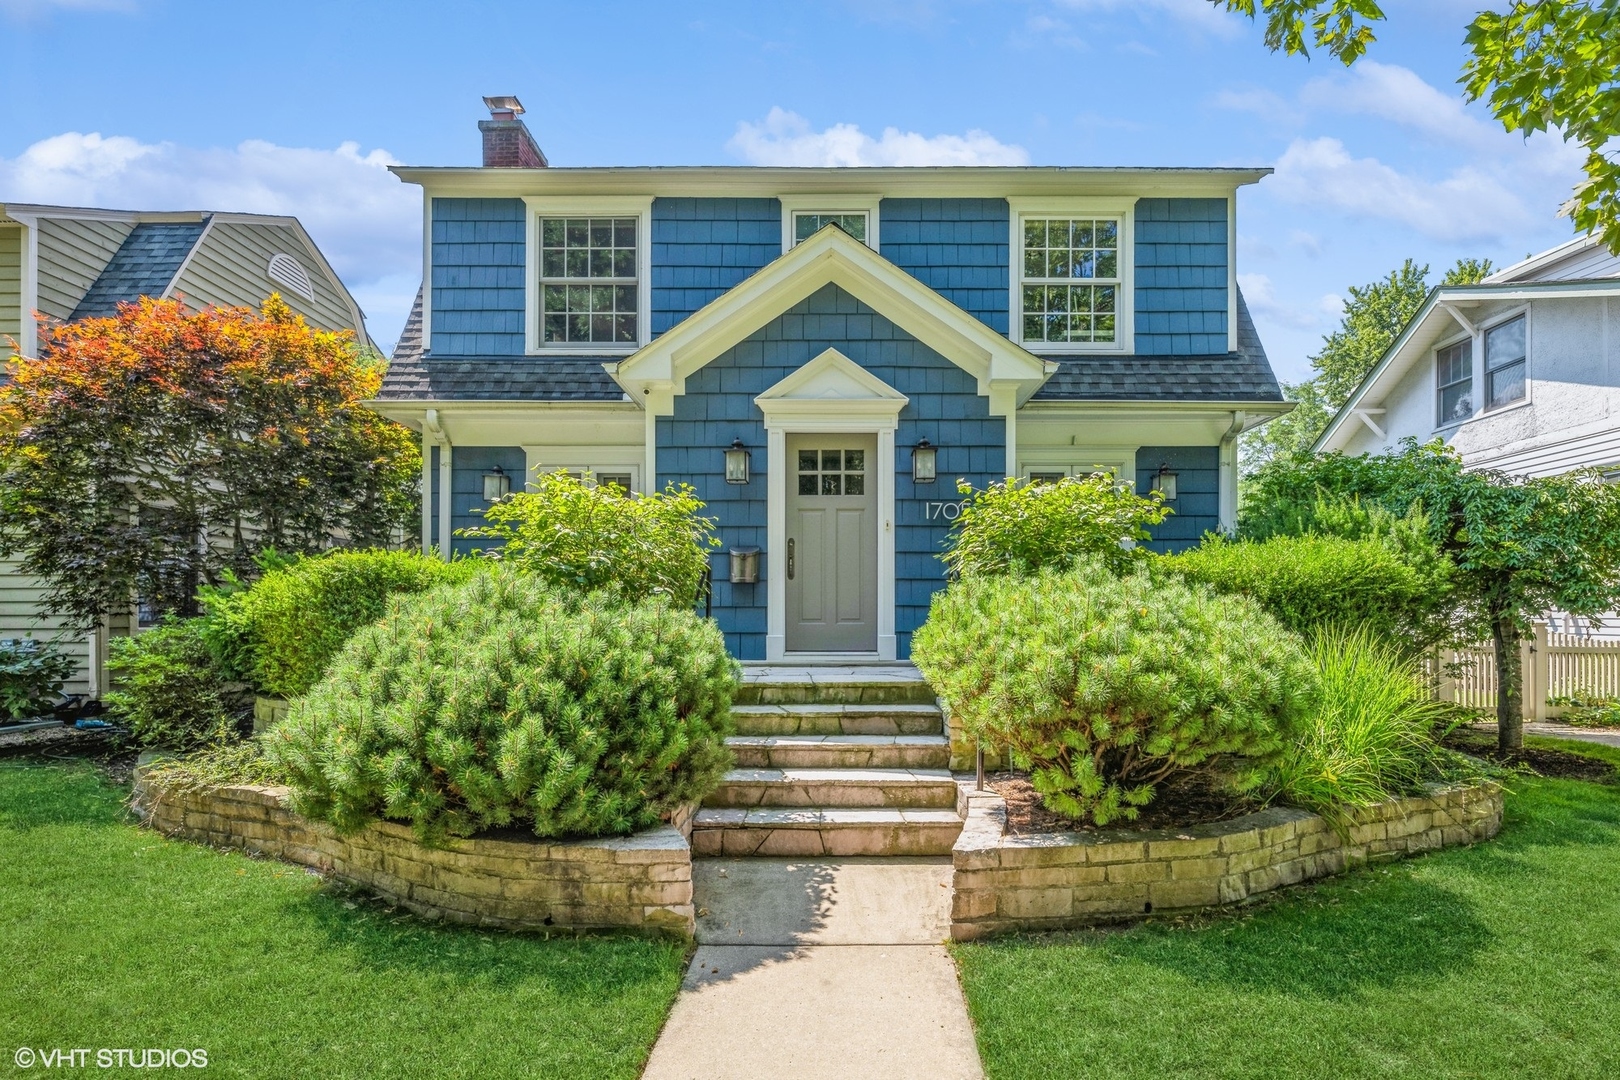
1493,614,1523,752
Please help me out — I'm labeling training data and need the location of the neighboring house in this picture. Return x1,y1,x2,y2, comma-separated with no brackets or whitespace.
372,97,1289,661
0,203,370,697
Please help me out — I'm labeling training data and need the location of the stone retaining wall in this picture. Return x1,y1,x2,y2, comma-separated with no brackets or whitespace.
252,697,290,733
132,772,696,938
950,781,1503,940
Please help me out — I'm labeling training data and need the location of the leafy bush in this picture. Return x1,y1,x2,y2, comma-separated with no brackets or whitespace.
1161,530,1452,653
105,619,247,749
1549,693,1620,728
0,637,78,720
911,561,1316,825
229,550,479,699
264,569,737,841
465,470,719,606
942,474,1169,579
1260,627,1479,829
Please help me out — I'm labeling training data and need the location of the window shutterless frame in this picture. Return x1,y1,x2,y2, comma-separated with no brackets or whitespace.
780,195,880,251
523,196,652,355
1483,311,1528,411
1434,334,1474,429
1008,198,1134,353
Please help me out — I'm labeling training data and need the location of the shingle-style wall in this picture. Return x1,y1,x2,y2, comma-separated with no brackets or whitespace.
880,198,1010,334
430,197,527,356
427,445,526,557
656,282,1004,659
651,198,781,336
1135,445,1219,552
1134,198,1229,355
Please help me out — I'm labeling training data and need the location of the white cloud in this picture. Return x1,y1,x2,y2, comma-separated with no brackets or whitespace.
1238,272,1326,330
1269,136,1529,243
1299,60,1497,147
1054,0,1242,37
728,108,1029,167
0,131,421,350
1208,86,1302,126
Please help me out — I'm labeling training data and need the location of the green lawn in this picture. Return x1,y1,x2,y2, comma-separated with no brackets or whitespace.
953,741,1620,1080
0,758,687,1080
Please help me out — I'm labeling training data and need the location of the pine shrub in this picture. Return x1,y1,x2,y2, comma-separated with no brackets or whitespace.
264,568,737,841
911,561,1316,825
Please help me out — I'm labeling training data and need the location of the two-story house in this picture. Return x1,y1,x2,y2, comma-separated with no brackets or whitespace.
373,98,1289,661
0,202,370,696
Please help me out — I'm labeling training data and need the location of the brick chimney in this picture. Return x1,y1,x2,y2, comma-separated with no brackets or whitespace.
479,95,548,168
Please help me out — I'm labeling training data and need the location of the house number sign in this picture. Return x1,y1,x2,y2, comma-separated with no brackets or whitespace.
924,501,965,521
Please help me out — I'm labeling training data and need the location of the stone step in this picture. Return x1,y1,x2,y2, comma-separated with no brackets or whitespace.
731,703,943,737
735,665,936,706
690,807,964,858
705,767,959,810
727,734,951,770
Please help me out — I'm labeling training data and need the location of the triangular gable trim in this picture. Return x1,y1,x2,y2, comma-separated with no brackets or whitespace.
753,347,910,426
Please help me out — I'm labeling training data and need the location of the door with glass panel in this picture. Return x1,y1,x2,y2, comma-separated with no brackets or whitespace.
785,434,879,653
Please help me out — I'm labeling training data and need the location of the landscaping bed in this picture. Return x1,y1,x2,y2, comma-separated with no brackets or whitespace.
988,769,1259,835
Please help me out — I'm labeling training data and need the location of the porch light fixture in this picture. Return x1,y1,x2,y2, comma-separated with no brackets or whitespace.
1153,463,1179,501
912,438,938,484
482,465,511,502
724,438,751,485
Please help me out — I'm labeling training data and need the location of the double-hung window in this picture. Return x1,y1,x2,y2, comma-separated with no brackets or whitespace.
524,196,651,354
1435,338,1473,426
1484,314,1527,409
1011,201,1132,351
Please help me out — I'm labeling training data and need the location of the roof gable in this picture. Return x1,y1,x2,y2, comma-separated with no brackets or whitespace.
70,221,208,320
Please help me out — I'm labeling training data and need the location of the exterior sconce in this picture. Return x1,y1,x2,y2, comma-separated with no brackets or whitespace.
1153,464,1179,501
725,438,751,484
482,464,511,502
729,546,760,584
912,438,938,484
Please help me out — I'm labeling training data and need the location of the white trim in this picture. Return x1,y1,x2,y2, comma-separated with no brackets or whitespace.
780,194,880,251
1007,196,1135,354
1017,446,1136,482
420,194,433,351
16,213,39,359
521,195,653,357
520,449,644,494
1480,306,1531,414
1353,409,1387,440
420,427,433,555
162,214,216,303
757,353,905,663
1226,193,1237,354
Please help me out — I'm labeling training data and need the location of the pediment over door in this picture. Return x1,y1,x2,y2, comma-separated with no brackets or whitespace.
753,348,910,427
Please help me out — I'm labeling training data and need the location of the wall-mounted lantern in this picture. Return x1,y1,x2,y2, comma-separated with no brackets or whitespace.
729,546,760,584
724,438,751,485
912,437,938,484
1153,463,1179,501
482,464,511,502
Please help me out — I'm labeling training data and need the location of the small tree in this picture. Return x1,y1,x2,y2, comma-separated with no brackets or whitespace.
1244,440,1620,750
942,473,1170,579
0,296,419,628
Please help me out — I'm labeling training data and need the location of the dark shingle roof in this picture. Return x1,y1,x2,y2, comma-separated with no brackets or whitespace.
379,291,625,400
70,221,208,320
1030,288,1282,402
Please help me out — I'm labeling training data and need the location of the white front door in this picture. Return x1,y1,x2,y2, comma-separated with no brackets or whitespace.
785,434,878,653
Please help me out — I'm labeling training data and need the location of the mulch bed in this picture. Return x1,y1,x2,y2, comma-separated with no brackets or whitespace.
1444,730,1616,784
987,769,1260,835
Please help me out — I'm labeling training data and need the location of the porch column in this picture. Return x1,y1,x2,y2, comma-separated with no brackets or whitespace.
438,443,453,560
420,428,433,556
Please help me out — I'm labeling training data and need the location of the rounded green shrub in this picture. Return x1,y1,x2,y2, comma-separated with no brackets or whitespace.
229,550,479,699
942,474,1169,580
911,561,1317,825
105,618,247,750
263,568,738,841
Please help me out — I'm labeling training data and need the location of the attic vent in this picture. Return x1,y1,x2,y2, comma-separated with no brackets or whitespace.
267,252,315,301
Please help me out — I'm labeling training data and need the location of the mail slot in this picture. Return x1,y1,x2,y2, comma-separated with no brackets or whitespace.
729,546,760,585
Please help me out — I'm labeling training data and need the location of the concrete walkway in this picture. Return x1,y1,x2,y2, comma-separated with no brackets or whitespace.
641,858,984,1080
1476,721,1620,748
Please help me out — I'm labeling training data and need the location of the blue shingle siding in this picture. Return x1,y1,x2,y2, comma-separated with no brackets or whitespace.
657,283,1004,659
879,199,1009,334
430,198,527,356
1135,445,1220,552
426,445,525,557
1134,198,1228,355
651,198,781,335
71,222,207,320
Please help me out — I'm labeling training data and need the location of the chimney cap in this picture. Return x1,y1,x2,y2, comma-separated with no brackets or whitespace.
483,95,525,118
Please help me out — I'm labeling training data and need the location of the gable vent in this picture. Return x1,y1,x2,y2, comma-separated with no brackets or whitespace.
267,252,315,301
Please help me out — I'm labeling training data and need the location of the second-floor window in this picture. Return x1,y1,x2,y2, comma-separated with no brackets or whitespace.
539,216,638,345
1485,314,1526,409
1436,338,1472,426
1019,217,1122,346
793,211,868,245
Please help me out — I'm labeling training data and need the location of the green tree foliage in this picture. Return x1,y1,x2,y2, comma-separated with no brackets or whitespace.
105,619,246,750
264,570,737,842
1242,440,1620,749
1243,259,1490,470
941,474,1170,579
1221,0,1620,253
464,471,720,607
0,638,78,720
911,561,1317,825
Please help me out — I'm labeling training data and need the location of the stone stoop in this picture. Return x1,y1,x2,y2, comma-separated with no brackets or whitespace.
692,665,964,857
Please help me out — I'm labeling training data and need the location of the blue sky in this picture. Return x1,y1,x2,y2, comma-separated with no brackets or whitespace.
0,0,1587,377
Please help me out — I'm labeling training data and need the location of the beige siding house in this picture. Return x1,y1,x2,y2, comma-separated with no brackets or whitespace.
0,203,369,697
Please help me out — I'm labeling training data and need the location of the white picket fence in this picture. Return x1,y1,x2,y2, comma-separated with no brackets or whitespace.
1435,624,1620,718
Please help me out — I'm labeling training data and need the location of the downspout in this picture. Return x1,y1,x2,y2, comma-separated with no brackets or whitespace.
424,409,451,560
1217,410,1246,535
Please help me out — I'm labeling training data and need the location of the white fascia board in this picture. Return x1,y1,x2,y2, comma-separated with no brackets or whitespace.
392,165,1271,200
612,226,1049,411
1020,399,1292,421
1483,234,1600,283
1315,289,1448,452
